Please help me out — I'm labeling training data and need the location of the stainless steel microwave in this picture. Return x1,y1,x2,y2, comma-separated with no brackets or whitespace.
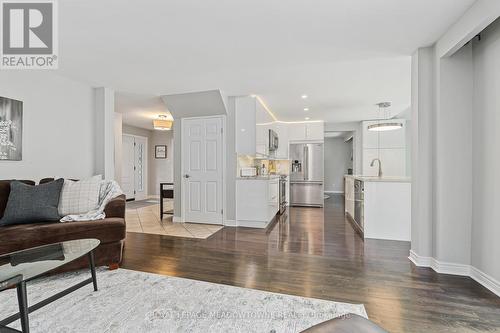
269,129,279,151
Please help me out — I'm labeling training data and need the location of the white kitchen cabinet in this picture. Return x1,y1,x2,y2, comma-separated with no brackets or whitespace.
268,178,279,219
235,96,257,155
236,177,280,228
344,175,411,242
273,122,289,159
344,176,355,219
287,122,324,142
305,122,324,141
255,100,269,157
363,180,411,241
235,96,273,158
287,123,306,141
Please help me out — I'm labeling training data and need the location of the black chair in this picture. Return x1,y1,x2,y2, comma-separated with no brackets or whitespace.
160,183,174,220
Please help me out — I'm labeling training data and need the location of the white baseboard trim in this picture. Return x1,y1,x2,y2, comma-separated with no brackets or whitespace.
409,250,500,296
236,220,269,229
470,266,500,297
324,191,344,194
408,250,433,266
224,219,237,227
172,216,183,223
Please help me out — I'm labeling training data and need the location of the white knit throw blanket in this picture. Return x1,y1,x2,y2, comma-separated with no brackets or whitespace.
60,180,123,222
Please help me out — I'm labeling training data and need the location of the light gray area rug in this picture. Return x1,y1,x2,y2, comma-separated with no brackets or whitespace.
0,268,367,332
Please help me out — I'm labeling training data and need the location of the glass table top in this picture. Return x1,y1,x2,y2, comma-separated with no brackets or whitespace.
0,239,99,288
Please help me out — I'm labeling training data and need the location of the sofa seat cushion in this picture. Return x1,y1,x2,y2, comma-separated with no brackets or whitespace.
0,218,126,255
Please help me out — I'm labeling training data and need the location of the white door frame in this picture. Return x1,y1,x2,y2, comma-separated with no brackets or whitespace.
122,134,148,200
180,115,226,225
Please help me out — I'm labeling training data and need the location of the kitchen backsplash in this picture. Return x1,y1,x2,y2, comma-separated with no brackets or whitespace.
236,155,290,176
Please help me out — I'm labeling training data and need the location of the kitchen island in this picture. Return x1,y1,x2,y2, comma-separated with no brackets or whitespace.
344,175,411,241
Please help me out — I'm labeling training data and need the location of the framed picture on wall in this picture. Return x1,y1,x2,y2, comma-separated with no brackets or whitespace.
155,145,167,159
0,96,23,161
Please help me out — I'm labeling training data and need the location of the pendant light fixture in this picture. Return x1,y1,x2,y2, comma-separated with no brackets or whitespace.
153,115,173,131
367,102,403,132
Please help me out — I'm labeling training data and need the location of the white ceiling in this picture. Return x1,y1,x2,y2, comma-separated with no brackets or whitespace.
59,0,476,123
115,93,170,130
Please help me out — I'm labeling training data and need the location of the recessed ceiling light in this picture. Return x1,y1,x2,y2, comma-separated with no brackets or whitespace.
305,117,310,120
301,95,308,99
303,107,309,111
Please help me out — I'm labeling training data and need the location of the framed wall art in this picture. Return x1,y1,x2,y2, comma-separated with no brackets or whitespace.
155,145,167,159
0,96,23,161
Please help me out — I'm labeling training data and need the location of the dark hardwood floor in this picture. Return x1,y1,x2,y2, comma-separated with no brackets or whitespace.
121,195,500,332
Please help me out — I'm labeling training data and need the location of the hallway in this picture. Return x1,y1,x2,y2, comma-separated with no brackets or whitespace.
122,195,500,332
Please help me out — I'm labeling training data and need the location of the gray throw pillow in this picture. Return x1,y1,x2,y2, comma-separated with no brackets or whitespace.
0,179,64,226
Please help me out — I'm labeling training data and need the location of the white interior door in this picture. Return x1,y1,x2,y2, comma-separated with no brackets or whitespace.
122,135,135,200
134,136,148,200
122,134,148,201
182,117,223,224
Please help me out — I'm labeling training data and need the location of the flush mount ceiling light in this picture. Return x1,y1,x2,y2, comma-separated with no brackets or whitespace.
303,107,309,111
367,102,403,132
301,95,308,99
153,115,173,131
305,117,310,120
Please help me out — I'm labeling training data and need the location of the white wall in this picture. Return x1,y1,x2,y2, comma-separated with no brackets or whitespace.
411,5,500,295
434,43,473,265
471,18,500,284
149,130,174,195
0,71,96,181
94,87,115,180
411,47,435,259
324,137,351,193
114,113,123,186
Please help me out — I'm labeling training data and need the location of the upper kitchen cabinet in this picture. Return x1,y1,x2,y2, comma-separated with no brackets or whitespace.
360,120,408,177
255,99,272,157
273,122,289,159
305,122,324,141
235,96,274,157
235,96,257,155
288,122,324,142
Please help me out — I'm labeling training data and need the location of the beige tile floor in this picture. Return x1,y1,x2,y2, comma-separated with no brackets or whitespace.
125,200,223,239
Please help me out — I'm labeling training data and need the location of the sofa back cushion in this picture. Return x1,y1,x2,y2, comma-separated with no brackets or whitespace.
0,179,64,226
0,180,36,219
58,175,102,216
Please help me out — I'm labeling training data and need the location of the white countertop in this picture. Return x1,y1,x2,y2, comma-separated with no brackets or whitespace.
344,175,411,183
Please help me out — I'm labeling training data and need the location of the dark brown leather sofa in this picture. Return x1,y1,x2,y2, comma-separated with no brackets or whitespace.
0,179,126,271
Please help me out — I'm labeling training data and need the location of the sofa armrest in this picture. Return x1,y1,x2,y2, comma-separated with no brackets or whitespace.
104,194,126,219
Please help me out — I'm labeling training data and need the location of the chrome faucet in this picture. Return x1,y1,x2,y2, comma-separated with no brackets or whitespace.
370,158,383,177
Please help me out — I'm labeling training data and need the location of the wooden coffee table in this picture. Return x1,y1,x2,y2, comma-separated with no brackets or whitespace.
0,239,100,333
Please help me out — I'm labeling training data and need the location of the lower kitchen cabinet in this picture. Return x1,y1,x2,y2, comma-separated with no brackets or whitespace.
236,177,279,228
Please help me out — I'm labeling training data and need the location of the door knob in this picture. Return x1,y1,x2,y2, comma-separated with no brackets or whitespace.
184,174,190,178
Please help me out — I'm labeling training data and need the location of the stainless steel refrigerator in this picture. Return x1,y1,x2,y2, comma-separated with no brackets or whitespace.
290,143,324,207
